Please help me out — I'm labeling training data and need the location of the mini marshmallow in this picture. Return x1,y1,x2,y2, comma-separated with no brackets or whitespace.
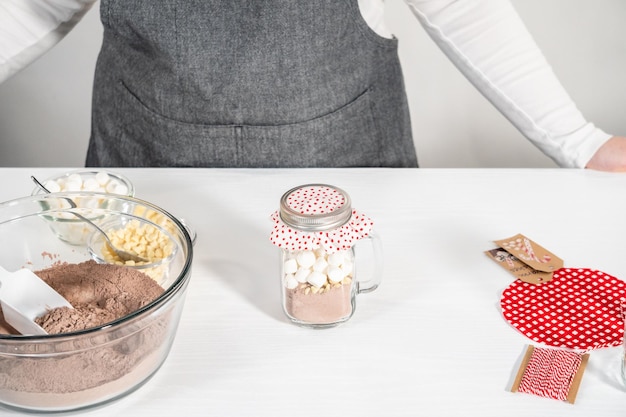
105,181,120,193
113,184,129,195
327,265,344,283
294,268,311,283
44,180,61,193
312,257,328,273
67,173,83,184
43,171,131,197
284,247,357,289
307,271,327,288
327,252,344,267
95,171,110,185
83,178,100,191
341,260,354,276
284,274,298,289
296,250,316,268
64,181,82,191
283,258,298,274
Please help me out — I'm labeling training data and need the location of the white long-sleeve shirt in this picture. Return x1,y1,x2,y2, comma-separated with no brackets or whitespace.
0,0,612,168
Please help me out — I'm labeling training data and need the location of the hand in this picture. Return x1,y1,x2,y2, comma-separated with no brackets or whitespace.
585,136,626,172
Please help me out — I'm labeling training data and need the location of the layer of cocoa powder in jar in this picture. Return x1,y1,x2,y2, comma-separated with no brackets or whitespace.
284,282,353,324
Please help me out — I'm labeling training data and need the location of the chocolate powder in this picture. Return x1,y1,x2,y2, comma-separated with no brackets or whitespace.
0,260,173,409
33,260,164,334
285,283,353,324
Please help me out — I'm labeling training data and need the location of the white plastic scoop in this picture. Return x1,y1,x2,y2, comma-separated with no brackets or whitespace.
0,265,73,335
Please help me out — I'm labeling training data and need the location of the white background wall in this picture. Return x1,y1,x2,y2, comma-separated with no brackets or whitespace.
0,0,624,168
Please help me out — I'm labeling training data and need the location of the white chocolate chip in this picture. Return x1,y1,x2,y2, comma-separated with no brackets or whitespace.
102,219,173,266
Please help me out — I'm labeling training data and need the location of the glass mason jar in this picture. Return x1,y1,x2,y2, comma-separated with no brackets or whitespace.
270,184,382,328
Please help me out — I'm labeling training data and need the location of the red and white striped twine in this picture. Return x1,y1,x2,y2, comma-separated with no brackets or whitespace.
518,347,582,401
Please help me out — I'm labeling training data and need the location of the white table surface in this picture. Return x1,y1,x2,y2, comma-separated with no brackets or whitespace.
1,167,625,416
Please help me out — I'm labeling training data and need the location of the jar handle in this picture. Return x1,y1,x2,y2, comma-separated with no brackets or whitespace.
356,231,383,294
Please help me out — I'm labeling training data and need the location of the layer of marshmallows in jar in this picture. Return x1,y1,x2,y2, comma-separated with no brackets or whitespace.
283,247,354,290
43,171,130,195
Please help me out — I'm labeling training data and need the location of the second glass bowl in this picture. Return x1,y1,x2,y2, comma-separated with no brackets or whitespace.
31,170,135,245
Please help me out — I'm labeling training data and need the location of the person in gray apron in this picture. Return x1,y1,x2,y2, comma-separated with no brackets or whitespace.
86,1,419,167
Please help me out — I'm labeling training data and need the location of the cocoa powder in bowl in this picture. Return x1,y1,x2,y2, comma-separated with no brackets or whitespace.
34,260,164,334
0,260,182,412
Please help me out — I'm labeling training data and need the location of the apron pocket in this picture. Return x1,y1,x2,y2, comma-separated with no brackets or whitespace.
239,88,383,167
103,80,382,167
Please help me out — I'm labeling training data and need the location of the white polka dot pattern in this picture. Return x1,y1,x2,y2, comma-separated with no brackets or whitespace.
501,268,626,351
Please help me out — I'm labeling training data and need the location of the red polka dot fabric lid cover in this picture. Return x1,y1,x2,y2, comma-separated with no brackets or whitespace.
501,268,626,351
269,185,373,253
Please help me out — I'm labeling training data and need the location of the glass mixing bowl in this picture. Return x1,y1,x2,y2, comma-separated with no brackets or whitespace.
0,192,194,412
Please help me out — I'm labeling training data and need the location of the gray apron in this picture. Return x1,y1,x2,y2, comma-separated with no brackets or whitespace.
86,0,418,167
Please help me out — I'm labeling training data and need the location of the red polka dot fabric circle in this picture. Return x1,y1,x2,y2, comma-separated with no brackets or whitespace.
501,268,626,351
270,185,374,253
284,185,345,215
269,209,373,253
